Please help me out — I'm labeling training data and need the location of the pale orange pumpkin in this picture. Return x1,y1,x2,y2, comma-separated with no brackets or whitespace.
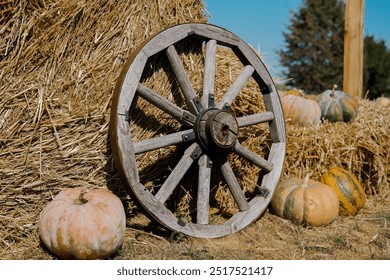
271,175,339,226
281,94,321,126
39,187,126,259
376,95,390,107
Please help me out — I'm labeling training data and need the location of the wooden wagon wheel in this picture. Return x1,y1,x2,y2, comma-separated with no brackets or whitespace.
110,23,286,238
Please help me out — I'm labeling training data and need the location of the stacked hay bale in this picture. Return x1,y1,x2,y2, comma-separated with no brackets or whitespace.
1,1,206,193
0,0,207,258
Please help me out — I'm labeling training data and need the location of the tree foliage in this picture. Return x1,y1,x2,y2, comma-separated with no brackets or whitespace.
363,36,390,99
279,0,390,98
279,0,345,93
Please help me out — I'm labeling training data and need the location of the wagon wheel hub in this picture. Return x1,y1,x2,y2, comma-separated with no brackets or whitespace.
195,108,238,150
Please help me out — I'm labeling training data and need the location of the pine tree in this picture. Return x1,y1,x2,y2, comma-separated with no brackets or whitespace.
279,0,345,93
363,36,390,99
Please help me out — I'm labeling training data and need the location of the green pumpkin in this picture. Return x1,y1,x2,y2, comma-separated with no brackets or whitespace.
316,86,359,122
271,174,339,226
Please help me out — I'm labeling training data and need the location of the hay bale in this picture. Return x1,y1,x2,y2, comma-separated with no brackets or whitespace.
282,99,390,196
0,0,206,197
0,0,206,258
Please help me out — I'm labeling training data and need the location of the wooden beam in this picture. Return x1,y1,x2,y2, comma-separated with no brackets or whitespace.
343,0,365,98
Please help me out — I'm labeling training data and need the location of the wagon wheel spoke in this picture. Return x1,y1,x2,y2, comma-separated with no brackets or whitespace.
136,83,196,125
133,129,194,154
154,143,200,204
237,112,274,128
166,45,202,114
196,38,218,224
216,65,254,110
196,154,212,224
202,39,217,108
233,142,273,173
220,156,249,212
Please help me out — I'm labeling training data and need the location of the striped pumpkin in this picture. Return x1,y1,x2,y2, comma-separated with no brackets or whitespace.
319,167,366,216
271,175,339,226
315,86,359,122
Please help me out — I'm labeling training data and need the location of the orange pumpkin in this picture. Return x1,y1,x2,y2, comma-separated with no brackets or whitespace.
39,187,126,259
281,94,321,126
376,95,390,107
319,167,366,216
315,85,359,122
271,175,339,226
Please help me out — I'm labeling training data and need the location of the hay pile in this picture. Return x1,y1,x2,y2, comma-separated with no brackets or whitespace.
0,0,207,257
0,0,389,259
282,99,390,196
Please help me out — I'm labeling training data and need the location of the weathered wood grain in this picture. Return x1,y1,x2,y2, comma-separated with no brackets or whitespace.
191,23,240,48
220,159,249,211
343,0,365,98
166,45,200,114
233,142,273,172
202,39,217,108
262,84,286,143
115,51,148,116
137,83,194,124
133,129,193,154
209,111,238,148
237,112,274,127
197,155,211,224
155,143,198,204
142,24,192,57
216,65,254,110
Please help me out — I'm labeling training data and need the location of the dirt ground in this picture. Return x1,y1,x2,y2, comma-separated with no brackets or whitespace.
106,196,390,260
1,194,389,260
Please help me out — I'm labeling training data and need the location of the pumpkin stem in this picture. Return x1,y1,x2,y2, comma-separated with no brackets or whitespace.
302,173,311,187
75,188,89,205
330,84,338,99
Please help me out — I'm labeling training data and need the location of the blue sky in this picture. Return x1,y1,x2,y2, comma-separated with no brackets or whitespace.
204,0,390,80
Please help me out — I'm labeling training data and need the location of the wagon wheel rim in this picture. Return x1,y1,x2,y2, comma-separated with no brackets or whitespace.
110,23,286,238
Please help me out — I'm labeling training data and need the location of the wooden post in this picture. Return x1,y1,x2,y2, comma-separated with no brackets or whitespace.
343,0,365,98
